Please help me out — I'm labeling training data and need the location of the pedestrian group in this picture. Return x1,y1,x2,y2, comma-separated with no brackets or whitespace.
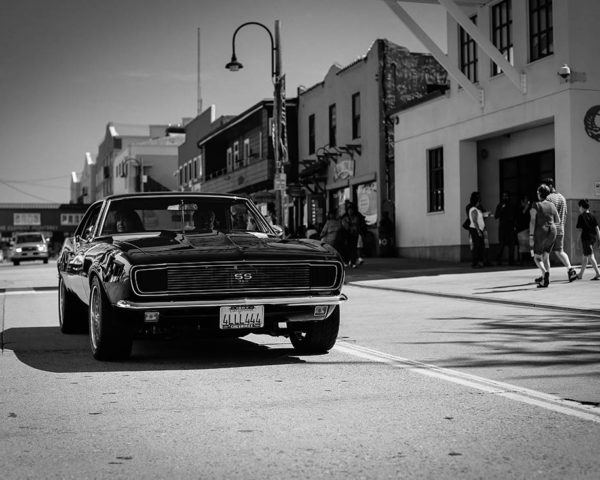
466,177,600,288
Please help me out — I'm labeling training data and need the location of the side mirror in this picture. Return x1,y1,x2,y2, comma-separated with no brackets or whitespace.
271,225,284,237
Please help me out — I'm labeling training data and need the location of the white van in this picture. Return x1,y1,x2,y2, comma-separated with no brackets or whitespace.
9,232,49,265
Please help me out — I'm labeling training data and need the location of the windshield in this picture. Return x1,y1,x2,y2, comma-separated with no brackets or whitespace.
16,234,44,244
100,196,272,236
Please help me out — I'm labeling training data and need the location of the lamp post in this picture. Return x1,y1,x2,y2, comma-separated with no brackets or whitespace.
226,20,287,228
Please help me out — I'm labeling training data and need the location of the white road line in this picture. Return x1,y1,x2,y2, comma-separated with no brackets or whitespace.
334,341,600,424
1,289,56,296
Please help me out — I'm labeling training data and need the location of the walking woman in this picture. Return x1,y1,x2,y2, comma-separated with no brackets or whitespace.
529,184,560,288
467,192,486,268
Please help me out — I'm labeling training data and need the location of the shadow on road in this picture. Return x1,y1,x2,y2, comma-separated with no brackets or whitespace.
1,326,306,373
418,311,600,371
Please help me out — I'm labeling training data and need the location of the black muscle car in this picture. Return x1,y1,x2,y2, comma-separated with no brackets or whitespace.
57,192,346,361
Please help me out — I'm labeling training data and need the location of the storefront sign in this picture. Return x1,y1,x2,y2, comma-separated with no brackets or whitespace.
14,213,41,226
274,172,287,191
357,182,378,226
1,224,58,232
334,159,355,181
60,213,85,226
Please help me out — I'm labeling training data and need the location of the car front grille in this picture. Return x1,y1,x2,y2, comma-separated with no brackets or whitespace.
132,262,342,296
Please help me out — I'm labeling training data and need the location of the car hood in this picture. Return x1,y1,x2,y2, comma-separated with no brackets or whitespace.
109,231,337,264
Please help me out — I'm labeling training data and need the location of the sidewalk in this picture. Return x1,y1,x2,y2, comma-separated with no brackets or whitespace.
344,257,600,315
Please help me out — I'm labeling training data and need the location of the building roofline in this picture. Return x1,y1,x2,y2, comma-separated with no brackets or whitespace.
196,97,297,147
196,100,270,146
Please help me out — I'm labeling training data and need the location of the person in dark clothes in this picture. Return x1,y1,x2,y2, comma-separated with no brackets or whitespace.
514,194,532,265
494,192,516,265
575,199,600,280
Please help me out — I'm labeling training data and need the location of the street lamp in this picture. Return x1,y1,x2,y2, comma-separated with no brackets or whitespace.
226,20,287,228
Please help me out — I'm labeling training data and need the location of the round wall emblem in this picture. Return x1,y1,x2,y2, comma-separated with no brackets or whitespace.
583,105,600,142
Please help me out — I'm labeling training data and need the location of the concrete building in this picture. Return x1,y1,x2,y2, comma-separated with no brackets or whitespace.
70,152,96,204
94,122,185,200
112,131,185,195
389,0,600,263
297,38,448,254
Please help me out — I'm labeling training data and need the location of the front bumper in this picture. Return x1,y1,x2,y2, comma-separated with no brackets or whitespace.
10,251,49,261
115,293,347,326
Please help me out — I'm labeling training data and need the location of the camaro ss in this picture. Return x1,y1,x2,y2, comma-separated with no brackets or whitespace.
57,192,346,361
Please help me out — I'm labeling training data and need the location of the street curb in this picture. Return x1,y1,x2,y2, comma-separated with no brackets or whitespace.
347,282,600,316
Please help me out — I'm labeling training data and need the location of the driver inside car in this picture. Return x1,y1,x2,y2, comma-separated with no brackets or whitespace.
195,209,215,232
114,208,143,233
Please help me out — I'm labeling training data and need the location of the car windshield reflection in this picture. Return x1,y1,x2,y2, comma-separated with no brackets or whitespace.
100,197,270,236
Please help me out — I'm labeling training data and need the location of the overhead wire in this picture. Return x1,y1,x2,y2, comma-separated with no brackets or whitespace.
0,179,60,203
0,174,70,183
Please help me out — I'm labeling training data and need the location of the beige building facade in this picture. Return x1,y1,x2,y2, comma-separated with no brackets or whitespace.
298,38,447,255
390,0,600,262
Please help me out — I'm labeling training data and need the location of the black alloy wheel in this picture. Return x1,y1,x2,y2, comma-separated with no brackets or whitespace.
88,277,133,361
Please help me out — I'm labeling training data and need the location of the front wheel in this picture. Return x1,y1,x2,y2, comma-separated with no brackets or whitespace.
89,277,133,361
289,306,340,354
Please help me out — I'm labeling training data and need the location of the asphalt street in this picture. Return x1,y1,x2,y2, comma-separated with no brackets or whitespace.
1,259,599,479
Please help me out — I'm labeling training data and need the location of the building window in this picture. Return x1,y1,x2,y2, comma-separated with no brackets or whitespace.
61,213,84,226
491,0,513,77
244,138,250,165
258,132,263,159
308,114,315,155
459,15,478,83
178,167,183,187
529,0,553,61
328,104,336,147
226,148,233,172
233,142,240,169
351,93,361,139
428,147,444,212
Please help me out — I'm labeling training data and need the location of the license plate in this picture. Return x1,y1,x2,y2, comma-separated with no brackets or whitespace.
219,305,264,329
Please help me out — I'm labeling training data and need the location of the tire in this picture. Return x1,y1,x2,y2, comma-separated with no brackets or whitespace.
289,306,340,354
89,277,133,361
43,258,48,264
58,276,86,334
13,260,19,266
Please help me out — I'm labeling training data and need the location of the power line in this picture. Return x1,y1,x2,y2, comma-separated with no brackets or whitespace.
1,181,68,190
0,179,58,203
0,174,70,183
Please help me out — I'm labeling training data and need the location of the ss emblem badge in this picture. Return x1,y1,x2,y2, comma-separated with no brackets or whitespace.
233,272,253,282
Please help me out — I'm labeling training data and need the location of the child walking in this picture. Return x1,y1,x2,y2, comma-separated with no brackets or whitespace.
576,199,600,280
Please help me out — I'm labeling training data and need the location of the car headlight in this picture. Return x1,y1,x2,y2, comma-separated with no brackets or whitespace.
15,247,22,253
38,245,47,252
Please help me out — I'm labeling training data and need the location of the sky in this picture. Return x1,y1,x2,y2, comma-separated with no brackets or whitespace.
0,0,446,204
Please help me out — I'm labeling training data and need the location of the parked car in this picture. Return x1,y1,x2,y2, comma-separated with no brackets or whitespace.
57,192,346,361
9,232,50,265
